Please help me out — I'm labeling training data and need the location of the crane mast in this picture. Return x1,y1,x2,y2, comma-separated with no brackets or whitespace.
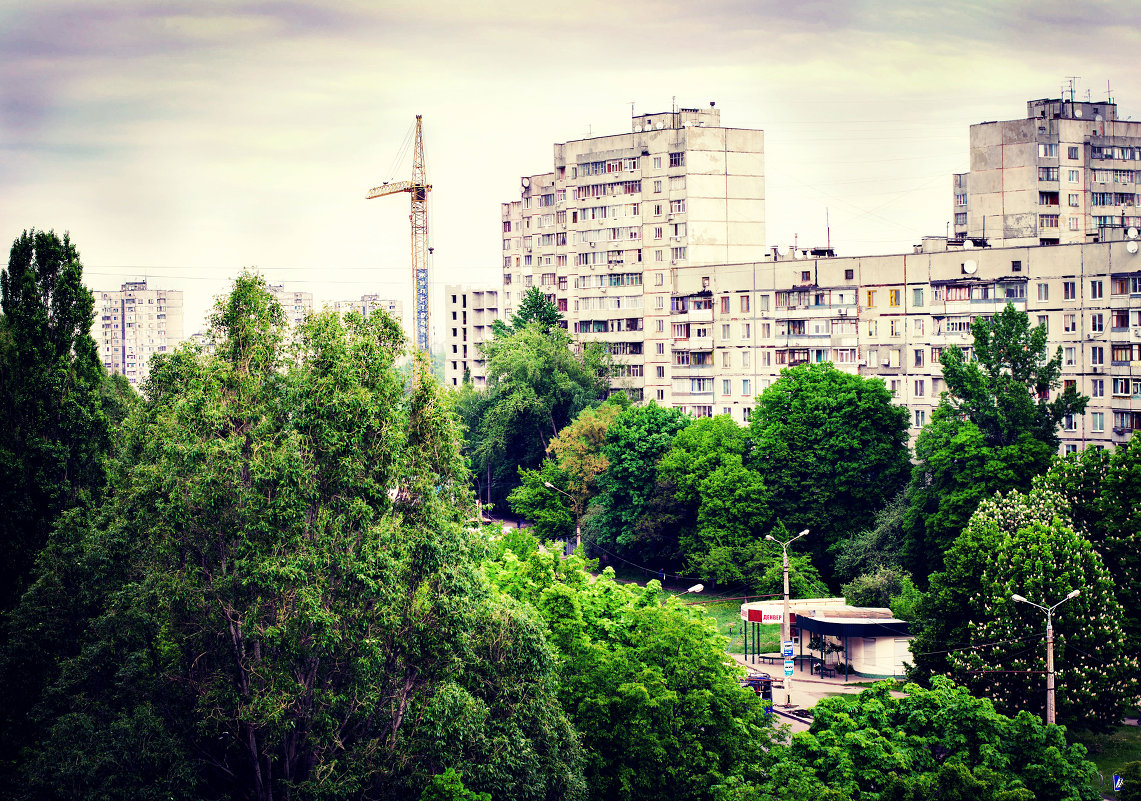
367,114,432,354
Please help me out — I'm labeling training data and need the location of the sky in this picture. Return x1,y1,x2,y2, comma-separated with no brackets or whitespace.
3,0,1141,338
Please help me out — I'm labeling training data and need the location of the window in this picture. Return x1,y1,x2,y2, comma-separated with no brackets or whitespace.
1092,313,1103,332
742,379,751,396
653,180,662,193
1091,280,1104,299
741,323,751,339
912,287,924,306
1037,283,1049,301
721,324,730,339
741,350,751,368
866,290,876,307
1039,214,1060,228
653,156,661,168
1067,146,1080,160
670,199,686,214
670,246,687,261
720,296,730,314
657,389,665,401
1068,169,1080,183
1092,378,1104,397
761,323,771,338
1064,414,1077,431
867,319,878,337
1063,281,1076,300
914,409,926,427
1092,346,1104,365
890,319,900,337
656,319,665,332
722,379,732,395
889,289,900,307
1091,412,1105,432
1037,315,1049,331
913,318,924,335
669,152,685,168
1068,193,1079,207
655,250,663,262
740,295,750,313
914,349,924,368
1038,166,1059,181
656,272,665,286
1064,346,1075,366
802,270,812,282
1064,313,1076,332
1068,216,1079,231
844,268,855,280
654,226,663,239
1038,143,1058,158
914,380,925,397
653,203,663,216
760,295,770,311
658,366,667,379
656,342,665,355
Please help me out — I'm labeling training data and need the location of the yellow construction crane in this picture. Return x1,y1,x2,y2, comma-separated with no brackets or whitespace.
367,115,432,353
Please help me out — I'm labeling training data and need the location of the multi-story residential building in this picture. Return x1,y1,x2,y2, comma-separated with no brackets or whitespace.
94,280,184,387
444,284,503,388
662,236,1141,451
955,96,1141,247
500,105,767,400
328,294,404,329
268,283,313,327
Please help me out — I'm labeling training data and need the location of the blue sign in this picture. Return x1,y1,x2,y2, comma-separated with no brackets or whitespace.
782,640,795,658
1114,774,1124,792
783,659,794,677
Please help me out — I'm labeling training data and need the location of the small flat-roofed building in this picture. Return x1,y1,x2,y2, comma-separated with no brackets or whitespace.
740,599,913,680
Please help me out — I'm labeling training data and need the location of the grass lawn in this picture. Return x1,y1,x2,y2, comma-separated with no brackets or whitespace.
1070,723,1141,794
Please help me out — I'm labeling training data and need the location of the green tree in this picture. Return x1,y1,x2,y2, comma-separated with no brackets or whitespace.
508,401,625,542
9,274,585,801
463,321,610,510
1040,436,1141,653
830,490,908,582
588,403,691,563
778,678,1099,801
0,230,110,611
904,303,1087,580
491,286,562,336
913,482,1139,728
487,533,777,801
749,363,911,584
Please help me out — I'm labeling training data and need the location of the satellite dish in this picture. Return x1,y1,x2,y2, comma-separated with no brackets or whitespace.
521,177,531,189
963,260,978,274
777,245,788,257
1129,241,1139,254
1075,107,1083,117
633,125,642,133
1129,227,1139,239
963,239,974,250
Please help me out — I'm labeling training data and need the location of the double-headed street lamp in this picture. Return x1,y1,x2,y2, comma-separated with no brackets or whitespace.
766,528,809,708
543,481,581,551
1011,589,1081,725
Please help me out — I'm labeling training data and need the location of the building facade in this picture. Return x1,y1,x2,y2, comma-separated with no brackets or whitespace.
94,280,185,387
444,284,503,388
268,283,314,328
328,294,404,329
500,105,766,401
956,96,1141,247
661,237,1141,451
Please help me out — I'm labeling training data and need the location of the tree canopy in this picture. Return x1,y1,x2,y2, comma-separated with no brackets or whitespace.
0,229,110,611
749,363,911,582
5,274,584,801
904,303,1088,580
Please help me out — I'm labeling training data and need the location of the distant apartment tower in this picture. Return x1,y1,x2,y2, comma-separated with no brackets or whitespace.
956,95,1141,247
444,284,503,388
94,280,184,387
500,104,766,400
268,283,314,327
329,294,404,328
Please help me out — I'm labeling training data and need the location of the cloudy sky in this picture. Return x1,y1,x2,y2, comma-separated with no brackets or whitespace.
3,0,1140,336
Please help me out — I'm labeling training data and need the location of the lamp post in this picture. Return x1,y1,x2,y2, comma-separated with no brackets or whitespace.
766,528,809,707
1011,589,1080,725
543,481,581,552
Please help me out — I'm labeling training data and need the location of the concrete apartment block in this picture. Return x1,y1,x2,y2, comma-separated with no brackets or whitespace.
957,97,1141,247
94,280,184,387
267,284,314,328
443,284,503,388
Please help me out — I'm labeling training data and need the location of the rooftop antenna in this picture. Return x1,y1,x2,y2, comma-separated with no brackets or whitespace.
672,95,677,113
1065,76,1080,103
826,207,831,251
1107,79,1113,104
630,100,635,118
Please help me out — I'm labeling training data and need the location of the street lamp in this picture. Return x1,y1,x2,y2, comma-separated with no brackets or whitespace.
766,528,809,707
1011,589,1081,725
685,583,704,594
543,481,581,551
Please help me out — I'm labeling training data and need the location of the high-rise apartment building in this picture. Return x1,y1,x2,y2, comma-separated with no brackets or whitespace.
94,280,184,387
955,96,1141,247
268,283,314,327
328,294,404,328
500,105,766,400
444,284,503,388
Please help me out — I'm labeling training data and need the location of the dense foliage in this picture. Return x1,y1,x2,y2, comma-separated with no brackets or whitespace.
749,363,911,579
487,531,777,801
904,304,1087,579
911,482,1138,728
5,275,584,801
460,293,610,510
0,230,111,611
